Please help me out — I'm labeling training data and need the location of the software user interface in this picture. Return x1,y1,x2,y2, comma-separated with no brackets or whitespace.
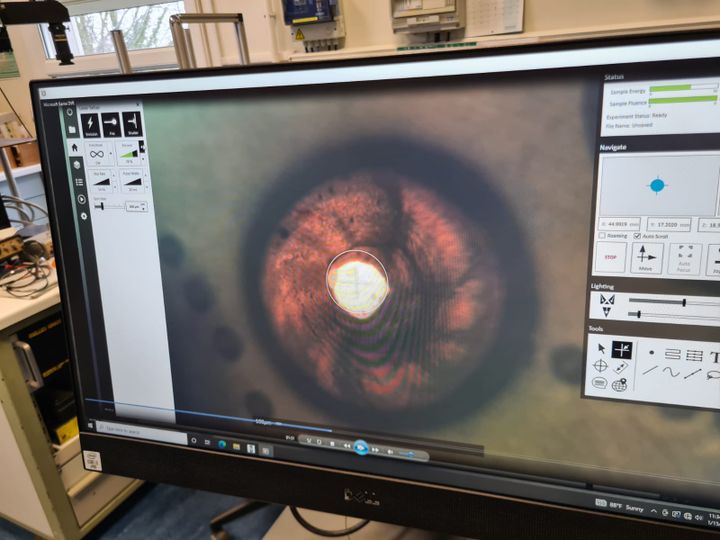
36,45,720,530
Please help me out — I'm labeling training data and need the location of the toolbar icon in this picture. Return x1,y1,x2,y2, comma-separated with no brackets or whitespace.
631,243,663,274
613,361,628,374
80,113,100,138
600,294,615,317
611,341,633,360
122,111,143,136
64,107,79,138
353,440,369,456
101,112,121,137
593,359,608,373
637,245,657,262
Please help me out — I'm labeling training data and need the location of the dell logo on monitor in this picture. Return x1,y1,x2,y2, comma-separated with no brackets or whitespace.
344,488,381,507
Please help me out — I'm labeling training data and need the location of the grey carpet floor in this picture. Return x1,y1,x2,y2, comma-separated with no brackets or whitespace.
0,483,283,540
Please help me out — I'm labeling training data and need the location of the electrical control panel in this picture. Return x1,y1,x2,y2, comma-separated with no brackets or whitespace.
283,0,345,52
283,0,338,25
391,0,465,35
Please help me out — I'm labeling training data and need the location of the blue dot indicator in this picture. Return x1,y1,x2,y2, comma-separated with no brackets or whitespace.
649,177,666,194
353,440,369,456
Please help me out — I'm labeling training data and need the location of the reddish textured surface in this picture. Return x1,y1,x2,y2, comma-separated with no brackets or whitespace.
262,173,505,410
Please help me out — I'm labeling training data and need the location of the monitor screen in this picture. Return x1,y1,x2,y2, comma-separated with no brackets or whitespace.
32,34,720,536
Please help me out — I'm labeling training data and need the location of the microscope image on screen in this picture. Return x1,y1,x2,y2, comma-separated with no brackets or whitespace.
261,172,504,410
241,136,537,424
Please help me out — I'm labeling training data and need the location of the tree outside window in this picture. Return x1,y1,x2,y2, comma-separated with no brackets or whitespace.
41,1,184,58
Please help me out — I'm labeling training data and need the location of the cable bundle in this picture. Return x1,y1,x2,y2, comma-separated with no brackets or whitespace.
2,194,48,227
0,259,52,298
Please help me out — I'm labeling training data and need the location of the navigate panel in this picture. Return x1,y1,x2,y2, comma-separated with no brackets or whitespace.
592,152,720,281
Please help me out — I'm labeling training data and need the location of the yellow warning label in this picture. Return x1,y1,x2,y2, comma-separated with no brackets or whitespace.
295,28,305,41
55,417,79,444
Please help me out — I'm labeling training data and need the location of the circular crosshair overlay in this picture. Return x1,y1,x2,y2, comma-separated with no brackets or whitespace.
326,249,389,319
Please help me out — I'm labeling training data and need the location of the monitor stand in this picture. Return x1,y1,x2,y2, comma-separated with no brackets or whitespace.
263,507,463,539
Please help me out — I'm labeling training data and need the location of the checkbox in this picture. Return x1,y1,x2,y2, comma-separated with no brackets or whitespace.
634,233,641,239
599,232,606,239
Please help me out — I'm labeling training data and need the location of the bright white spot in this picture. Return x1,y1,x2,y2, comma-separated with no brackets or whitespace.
328,259,388,318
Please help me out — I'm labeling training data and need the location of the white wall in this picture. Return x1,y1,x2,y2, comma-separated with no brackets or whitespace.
0,25,46,137
525,0,719,33
2,0,720,133
209,0,720,65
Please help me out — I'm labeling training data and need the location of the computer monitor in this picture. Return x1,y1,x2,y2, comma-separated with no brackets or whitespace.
32,32,720,538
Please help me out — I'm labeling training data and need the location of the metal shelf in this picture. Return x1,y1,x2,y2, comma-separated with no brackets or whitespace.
0,296,142,539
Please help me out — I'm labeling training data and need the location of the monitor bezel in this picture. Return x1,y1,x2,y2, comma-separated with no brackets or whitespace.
31,29,720,538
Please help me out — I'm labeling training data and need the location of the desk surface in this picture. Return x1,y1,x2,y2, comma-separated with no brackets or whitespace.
0,288,61,332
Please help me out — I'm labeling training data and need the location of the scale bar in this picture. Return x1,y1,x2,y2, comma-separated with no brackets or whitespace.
649,95,718,104
629,298,684,305
635,312,720,322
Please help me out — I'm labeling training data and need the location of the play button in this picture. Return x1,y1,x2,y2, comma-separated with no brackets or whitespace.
353,440,369,456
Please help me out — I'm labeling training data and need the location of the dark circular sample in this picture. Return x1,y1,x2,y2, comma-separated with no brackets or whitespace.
245,391,274,418
183,274,215,313
550,345,583,385
158,233,185,267
212,326,243,361
243,136,537,428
